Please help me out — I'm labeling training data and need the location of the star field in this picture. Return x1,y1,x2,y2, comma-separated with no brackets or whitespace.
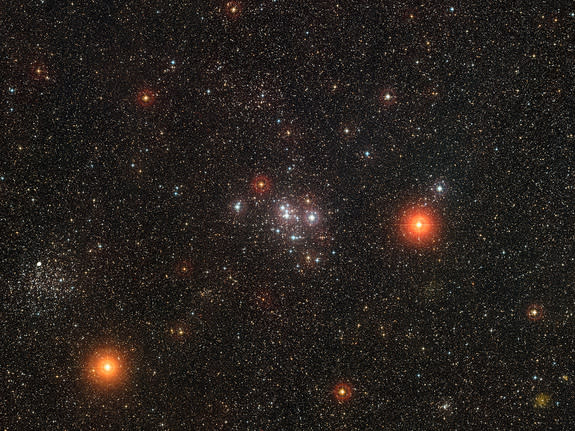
1,1,574,430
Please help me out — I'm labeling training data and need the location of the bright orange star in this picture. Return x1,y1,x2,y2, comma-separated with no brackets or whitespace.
526,303,544,322
87,348,126,388
251,174,272,194
333,382,353,403
175,258,194,278
224,1,243,19
400,207,439,246
137,89,156,107
30,62,50,81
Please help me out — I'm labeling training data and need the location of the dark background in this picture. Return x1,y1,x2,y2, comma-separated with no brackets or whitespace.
1,1,574,429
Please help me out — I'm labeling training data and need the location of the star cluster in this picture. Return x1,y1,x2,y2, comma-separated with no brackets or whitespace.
1,1,574,430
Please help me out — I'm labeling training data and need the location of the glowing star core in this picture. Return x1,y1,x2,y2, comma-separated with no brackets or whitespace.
401,208,437,245
379,88,397,106
251,174,271,194
333,382,353,402
87,349,125,388
225,1,242,18
527,303,544,321
137,89,156,107
99,358,117,376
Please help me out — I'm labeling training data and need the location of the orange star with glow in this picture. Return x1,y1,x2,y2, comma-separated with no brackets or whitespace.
224,1,242,19
175,258,194,278
137,89,156,107
98,357,118,377
333,382,353,403
251,174,272,194
400,207,438,246
168,321,190,341
379,88,397,106
170,326,186,337
87,348,126,388
526,303,544,322
30,62,50,81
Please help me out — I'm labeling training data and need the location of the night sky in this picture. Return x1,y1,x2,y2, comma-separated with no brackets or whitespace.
1,1,574,429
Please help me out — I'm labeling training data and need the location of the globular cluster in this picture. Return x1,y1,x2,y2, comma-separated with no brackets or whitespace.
1,1,574,430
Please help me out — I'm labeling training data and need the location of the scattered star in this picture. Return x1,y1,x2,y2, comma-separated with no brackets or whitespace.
379,88,397,106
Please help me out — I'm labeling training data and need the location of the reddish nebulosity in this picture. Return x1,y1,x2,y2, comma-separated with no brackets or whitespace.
400,207,438,246
251,174,272,194
137,89,156,107
333,382,353,402
378,88,397,107
526,303,544,322
224,1,243,19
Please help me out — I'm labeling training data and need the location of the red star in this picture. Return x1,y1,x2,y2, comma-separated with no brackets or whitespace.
137,89,156,107
224,1,243,19
526,303,544,322
333,382,353,403
400,207,439,246
86,348,126,389
251,174,272,195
